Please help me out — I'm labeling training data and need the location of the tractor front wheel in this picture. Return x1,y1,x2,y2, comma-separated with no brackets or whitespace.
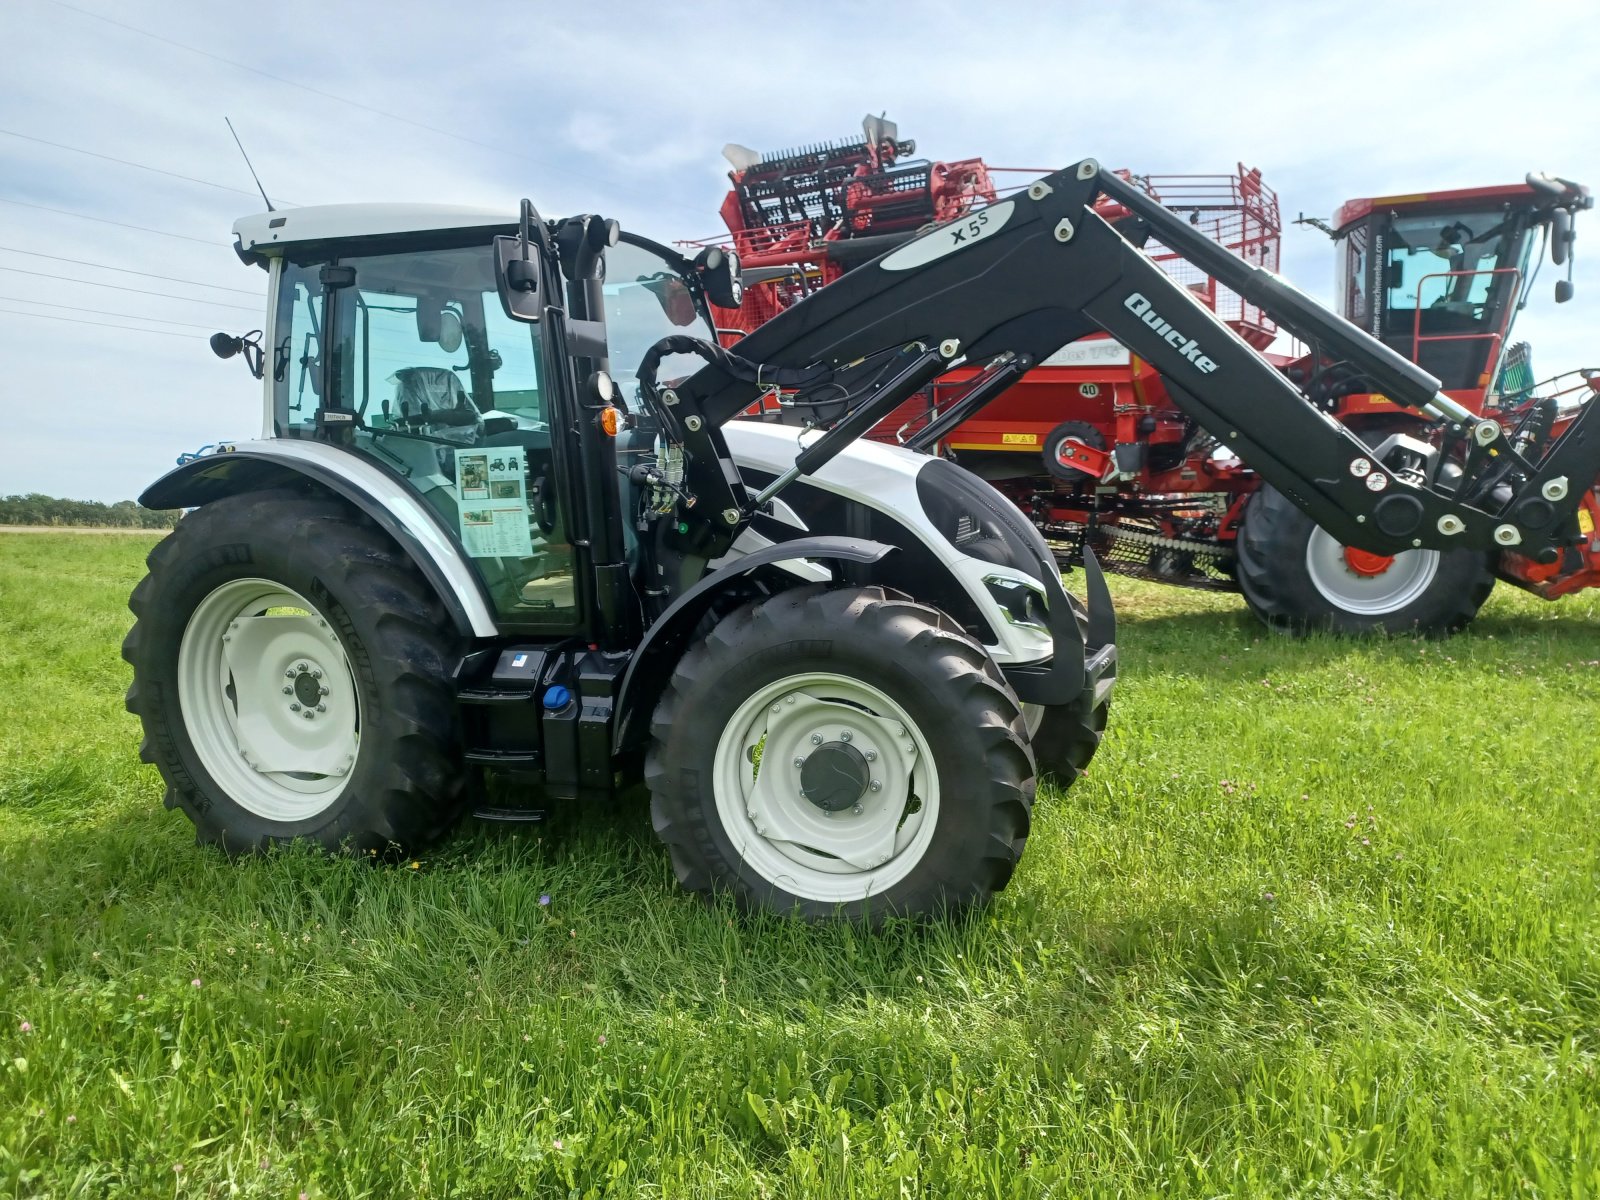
123,490,466,855
646,586,1035,921
1236,484,1494,636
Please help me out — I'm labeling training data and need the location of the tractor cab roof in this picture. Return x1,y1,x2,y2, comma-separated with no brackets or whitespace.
1333,183,1554,234
233,203,516,259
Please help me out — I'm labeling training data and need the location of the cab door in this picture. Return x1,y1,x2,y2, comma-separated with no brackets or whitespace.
271,242,583,631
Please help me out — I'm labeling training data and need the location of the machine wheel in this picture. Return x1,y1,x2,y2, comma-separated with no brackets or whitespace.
1042,421,1108,484
646,585,1035,921
1236,484,1494,636
123,489,466,855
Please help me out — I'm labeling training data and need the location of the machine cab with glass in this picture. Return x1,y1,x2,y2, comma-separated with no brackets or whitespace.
249,205,716,633
1328,176,1590,410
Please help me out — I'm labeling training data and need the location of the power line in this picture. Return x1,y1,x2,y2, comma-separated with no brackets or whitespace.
0,128,289,202
38,0,708,220
0,196,225,245
0,295,228,330
0,245,262,295
0,305,203,339
0,266,262,312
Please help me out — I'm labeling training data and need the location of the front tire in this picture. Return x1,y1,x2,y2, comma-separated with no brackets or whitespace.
123,489,467,854
646,586,1035,921
1236,484,1494,636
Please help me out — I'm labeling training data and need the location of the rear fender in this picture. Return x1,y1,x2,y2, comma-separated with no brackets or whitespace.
612,536,894,754
139,441,498,638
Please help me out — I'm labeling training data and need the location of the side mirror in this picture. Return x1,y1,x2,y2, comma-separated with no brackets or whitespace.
1556,279,1574,303
210,329,265,379
495,234,542,323
694,245,744,309
495,198,546,323
1551,208,1573,266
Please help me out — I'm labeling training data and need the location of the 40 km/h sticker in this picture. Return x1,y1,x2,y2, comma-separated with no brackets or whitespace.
880,201,1015,271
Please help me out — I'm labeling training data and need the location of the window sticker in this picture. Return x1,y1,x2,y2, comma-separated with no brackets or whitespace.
454,447,535,558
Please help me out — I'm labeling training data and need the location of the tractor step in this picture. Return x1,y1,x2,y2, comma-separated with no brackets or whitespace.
464,747,541,765
458,687,537,705
470,805,547,823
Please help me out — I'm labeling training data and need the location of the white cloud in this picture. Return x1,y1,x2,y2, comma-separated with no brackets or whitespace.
1,0,1596,500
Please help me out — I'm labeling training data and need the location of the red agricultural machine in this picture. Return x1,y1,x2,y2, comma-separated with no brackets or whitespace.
693,117,1598,634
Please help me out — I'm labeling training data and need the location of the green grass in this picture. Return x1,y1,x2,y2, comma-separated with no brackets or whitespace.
2,531,1599,1198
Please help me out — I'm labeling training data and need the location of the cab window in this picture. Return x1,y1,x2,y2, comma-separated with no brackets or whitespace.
271,244,573,628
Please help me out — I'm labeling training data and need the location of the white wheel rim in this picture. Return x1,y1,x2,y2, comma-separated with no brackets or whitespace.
712,671,940,904
177,577,361,823
1304,527,1441,616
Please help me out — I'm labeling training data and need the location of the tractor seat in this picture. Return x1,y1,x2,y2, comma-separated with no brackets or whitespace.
392,367,481,444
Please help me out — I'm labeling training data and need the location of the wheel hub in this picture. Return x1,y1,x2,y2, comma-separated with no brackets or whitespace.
1342,546,1396,577
799,741,871,812
714,678,929,886
178,578,361,823
1304,527,1442,615
290,666,326,709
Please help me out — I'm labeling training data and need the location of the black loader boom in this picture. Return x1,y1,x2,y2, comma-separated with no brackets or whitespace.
658,160,1598,569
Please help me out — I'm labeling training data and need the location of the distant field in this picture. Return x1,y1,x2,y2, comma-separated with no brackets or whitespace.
2,531,1598,1198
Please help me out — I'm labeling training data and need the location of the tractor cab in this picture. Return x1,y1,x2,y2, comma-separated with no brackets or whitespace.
1329,175,1591,410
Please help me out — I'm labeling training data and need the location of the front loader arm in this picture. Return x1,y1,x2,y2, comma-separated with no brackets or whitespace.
667,160,1599,560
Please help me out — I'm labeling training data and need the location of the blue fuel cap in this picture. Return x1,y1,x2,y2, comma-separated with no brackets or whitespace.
543,685,572,711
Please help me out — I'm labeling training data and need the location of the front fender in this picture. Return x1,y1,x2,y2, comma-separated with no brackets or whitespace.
140,440,498,639
611,536,895,754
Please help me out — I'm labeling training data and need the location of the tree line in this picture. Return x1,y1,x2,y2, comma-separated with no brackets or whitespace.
0,493,180,529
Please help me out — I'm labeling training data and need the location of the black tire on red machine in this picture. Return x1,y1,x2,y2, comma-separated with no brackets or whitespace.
645,585,1037,922
123,490,467,855
1042,421,1108,484
1235,483,1495,636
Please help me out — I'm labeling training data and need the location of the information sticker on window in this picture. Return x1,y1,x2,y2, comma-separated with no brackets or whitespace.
454,447,535,558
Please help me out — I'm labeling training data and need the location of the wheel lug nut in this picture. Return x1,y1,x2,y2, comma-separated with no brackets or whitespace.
810,734,823,745
785,696,795,705
290,703,301,712
840,731,852,743
771,705,781,714
792,757,805,768
283,686,292,695
312,669,322,679
852,804,863,815
285,668,296,678
316,704,326,713
302,711,314,720
319,685,329,696
869,780,882,792
864,749,877,762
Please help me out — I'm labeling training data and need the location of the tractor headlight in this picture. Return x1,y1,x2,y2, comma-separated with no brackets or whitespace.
982,574,1050,632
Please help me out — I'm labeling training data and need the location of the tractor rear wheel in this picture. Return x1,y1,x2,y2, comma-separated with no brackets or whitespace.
646,585,1035,921
1236,484,1494,636
123,489,466,855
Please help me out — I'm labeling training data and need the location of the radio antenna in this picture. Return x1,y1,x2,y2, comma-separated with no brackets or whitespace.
225,116,274,212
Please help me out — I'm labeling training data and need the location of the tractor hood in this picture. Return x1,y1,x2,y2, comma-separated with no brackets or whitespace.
720,421,1060,666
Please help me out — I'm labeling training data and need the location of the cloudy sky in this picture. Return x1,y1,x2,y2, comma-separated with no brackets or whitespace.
2,0,1597,501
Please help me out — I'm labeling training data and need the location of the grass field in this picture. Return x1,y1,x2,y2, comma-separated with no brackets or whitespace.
2,531,1599,1199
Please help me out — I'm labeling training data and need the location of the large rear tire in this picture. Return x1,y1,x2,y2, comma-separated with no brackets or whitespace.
123,489,467,855
646,586,1035,921
1236,484,1494,636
